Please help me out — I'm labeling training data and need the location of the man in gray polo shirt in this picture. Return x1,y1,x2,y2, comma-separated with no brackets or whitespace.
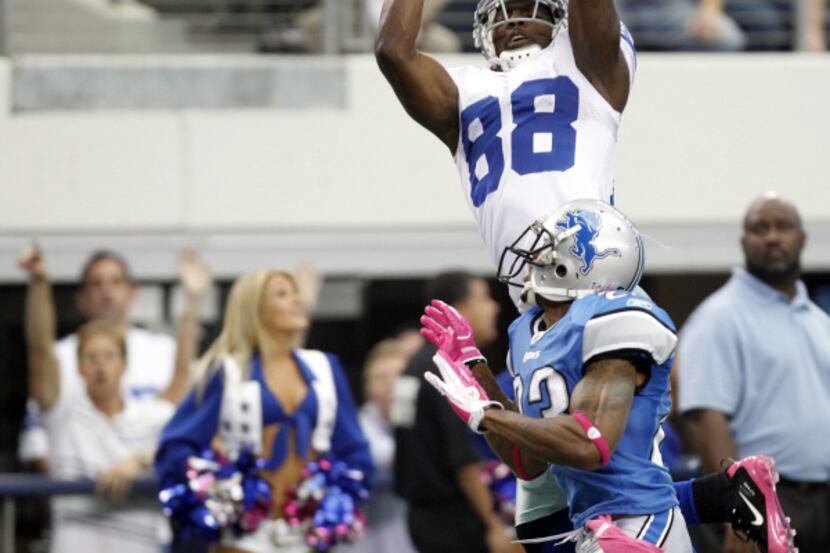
679,193,830,553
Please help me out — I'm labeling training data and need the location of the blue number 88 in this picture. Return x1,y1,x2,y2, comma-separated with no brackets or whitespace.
459,76,579,207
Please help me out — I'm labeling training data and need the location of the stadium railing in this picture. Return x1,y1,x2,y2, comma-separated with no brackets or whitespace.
0,0,823,56
0,474,158,552
0,472,399,551
0,0,371,55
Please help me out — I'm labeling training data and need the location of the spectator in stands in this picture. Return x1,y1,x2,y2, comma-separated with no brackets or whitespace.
341,339,418,553
804,0,828,50
617,0,746,50
19,249,210,468
18,245,207,553
365,0,460,52
263,0,459,53
392,271,514,553
678,193,830,553
155,268,374,552
392,322,426,359
689,0,827,51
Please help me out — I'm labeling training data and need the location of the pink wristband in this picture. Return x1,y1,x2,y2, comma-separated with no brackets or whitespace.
572,412,611,466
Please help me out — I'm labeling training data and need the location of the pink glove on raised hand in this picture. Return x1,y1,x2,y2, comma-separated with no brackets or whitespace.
420,299,486,366
424,349,503,434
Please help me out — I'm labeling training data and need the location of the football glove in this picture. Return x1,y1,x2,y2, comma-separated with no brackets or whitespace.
420,299,486,366
424,349,503,434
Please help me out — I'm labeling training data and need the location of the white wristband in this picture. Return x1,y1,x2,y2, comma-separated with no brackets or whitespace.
470,400,504,434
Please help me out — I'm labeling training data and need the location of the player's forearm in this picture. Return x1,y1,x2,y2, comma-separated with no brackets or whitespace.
482,409,601,470
684,409,737,474
469,362,549,477
375,0,424,62
483,430,549,479
25,276,61,409
470,361,515,409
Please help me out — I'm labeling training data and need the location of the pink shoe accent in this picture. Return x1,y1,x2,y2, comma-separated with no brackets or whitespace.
727,456,798,553
585,516,663,552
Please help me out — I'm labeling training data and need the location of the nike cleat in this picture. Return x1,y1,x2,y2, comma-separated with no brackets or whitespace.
727,456,798,553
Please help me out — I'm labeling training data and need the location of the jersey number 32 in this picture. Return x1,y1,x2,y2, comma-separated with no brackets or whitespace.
460,76,579,207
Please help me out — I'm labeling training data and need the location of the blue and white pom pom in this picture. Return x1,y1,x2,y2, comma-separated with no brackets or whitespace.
282,457,370,551
159,449,273,543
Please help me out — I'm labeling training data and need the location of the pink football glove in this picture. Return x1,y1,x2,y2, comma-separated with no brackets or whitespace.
424,349,503,434
420,299,486,366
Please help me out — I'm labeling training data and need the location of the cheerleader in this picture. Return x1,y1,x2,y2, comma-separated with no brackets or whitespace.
156,270,374,552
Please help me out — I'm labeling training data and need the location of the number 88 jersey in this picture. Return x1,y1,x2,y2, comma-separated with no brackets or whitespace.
447,25,637,290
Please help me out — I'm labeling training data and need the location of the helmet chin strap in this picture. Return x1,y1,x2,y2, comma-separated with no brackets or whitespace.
498,44,543,70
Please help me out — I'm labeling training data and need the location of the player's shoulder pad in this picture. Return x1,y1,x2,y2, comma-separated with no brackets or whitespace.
580,291,677,365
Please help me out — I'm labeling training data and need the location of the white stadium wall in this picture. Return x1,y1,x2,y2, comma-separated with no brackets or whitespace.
0,54,829,280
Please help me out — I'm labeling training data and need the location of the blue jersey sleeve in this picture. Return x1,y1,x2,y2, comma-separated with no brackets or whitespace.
154,368,224,487
327,353,375,489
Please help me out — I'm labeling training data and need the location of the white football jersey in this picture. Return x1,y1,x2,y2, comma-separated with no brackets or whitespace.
448,26,636,303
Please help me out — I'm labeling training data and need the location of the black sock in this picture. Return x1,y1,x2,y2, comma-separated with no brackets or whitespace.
692,470,735,523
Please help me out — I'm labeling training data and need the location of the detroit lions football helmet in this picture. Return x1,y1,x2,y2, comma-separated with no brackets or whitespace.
473,0,567,70
498,199,644,303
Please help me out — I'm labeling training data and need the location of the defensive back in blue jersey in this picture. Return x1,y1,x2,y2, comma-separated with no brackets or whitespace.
507,291,678,527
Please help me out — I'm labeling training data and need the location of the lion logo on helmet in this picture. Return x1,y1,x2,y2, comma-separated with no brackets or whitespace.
556,210,621,275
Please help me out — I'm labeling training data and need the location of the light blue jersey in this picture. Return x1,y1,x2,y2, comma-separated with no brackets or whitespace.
508,291,679,527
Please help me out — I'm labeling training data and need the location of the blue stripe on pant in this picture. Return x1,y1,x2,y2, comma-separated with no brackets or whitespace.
641,508,673,546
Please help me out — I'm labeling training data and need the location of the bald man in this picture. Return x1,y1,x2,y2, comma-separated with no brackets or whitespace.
678,194,830,553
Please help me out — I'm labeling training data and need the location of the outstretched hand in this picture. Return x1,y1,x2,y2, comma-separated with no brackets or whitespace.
424,349,502,433
420,299,485,366
17,244,47,280
178,249,212,302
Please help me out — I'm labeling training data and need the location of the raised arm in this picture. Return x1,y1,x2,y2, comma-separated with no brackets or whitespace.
568,0,630,111
375,0,460,151
481,358,639,471
160,250,212,404
19,246,61,412
420,300,548,478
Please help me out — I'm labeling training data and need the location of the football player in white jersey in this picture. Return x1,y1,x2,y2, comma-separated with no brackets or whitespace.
376,5,797,552
376,0,635,306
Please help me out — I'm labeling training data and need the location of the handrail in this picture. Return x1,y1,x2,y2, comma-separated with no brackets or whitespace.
0,475,161,552
0,474,159,498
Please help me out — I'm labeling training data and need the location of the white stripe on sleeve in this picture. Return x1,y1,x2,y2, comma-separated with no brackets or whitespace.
582,310,677,366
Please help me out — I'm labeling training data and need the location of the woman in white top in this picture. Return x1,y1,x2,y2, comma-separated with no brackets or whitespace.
19,246,199,553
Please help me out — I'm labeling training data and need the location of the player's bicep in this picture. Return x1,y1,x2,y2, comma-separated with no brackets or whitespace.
567,1,630,111
570,358,638,453
376,50,460,150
